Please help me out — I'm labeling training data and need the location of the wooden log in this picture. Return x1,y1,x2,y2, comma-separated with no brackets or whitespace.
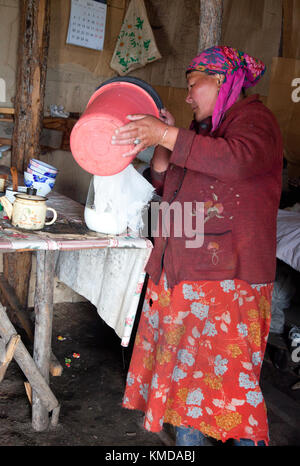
51,405,61,427
0,273,63,377
12,0,50,172
0,138,11,145
24,381,32,404
0,334,20,383
0,303,59,413
0,337,5,362
3,334,20,363
198,0,223,52
0,108,15,115
50,354,63,377
32,250,55,431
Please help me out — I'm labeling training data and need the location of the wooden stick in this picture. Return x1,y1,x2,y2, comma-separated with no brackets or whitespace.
10,167,18,192
0,362,8,382
0,303,59,413
32,250,56,431
0,108,15,114
51,405,61,427
24,381,32,404
50,354,63,377
0,334,20,382
4,334,20,363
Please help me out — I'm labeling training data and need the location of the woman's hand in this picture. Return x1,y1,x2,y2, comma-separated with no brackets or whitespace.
111,114,168,158
159,108,175,127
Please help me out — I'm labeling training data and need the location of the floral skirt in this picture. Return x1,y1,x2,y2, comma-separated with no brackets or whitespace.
122,273,273,445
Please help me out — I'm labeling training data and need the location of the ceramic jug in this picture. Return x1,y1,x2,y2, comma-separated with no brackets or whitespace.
0,193,57,230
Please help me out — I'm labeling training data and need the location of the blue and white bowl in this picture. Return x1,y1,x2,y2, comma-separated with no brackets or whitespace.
27,165,57,179
24,171,55,197
29,159,58,176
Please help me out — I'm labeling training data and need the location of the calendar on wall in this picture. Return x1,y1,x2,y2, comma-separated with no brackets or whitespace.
66,0,107,51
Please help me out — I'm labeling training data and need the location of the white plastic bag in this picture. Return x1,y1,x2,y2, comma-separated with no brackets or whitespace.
84,164,155,235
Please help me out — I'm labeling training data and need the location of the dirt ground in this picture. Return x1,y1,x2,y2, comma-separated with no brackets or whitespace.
0,300,300,448
0,301,166,447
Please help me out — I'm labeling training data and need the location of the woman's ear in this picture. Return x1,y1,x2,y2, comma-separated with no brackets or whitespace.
215,73,225,86
214,74,224,95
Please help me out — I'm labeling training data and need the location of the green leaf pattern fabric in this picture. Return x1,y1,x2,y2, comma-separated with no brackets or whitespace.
110,0,161,76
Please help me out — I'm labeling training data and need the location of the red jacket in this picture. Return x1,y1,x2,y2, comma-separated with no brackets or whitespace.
146,95,283,288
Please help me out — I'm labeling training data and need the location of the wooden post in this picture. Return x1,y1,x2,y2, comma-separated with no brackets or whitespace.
198,0,223,52
32,250,55,431
12,0,50,172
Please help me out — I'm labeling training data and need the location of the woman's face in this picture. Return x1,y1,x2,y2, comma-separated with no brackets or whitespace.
186,71,222,122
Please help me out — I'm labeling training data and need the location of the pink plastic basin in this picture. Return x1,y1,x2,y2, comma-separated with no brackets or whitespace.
70,81,160,176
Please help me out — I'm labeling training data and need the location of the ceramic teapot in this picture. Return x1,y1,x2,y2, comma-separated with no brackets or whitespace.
0,193,57,230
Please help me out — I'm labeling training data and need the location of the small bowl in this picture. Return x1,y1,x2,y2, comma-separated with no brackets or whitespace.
27,165,57,179
29,159,58,175
24,171,55,185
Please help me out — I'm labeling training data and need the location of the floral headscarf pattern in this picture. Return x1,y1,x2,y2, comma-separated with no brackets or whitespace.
186,46,266,132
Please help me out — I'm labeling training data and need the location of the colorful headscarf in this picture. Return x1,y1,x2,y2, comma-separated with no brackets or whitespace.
186,46,266,132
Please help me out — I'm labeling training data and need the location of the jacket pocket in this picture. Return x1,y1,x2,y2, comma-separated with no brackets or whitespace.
186,230,237,273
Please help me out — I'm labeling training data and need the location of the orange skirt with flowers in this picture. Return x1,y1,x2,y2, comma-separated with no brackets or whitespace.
123,273,273,445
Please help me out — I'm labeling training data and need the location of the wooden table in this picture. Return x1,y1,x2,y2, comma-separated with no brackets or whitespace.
0,191,152,431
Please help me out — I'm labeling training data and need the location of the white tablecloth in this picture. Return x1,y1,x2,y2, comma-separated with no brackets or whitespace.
55,242,151,347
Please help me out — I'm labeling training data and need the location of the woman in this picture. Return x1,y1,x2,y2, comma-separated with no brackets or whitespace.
112,46,283,446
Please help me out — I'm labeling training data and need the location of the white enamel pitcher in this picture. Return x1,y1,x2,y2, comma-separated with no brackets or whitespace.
0,193,57,230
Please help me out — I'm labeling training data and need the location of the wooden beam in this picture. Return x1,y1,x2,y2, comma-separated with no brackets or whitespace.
0,138,12,146
32,250,55,431
0,108,14,115
24,381,32,404
12,0,50,172
198,0,223,52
